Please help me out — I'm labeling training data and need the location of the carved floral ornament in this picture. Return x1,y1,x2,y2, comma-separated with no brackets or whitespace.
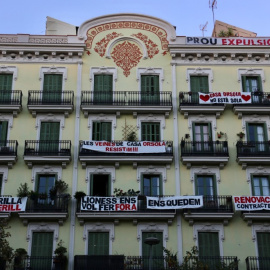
86,21,168,77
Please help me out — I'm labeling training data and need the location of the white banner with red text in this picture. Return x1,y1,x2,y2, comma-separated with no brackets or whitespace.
186,37,270,46
147,196,203,210
82,141,167,153
81,196,137,211
0,197,27,212
199,92,251,104
233,196,270,211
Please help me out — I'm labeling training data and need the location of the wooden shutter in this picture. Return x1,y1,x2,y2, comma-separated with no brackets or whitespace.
241,76,247,92
257,232,270,257
40,122,60,140
31,232,53,256
92,122,112,141
0,74,12,90
94,75,113,104
142,232,163,257
43,74,62,91
190,76,209,93
88,232,109,255
198,232,220,257
0,121,8,142
141,122,160,141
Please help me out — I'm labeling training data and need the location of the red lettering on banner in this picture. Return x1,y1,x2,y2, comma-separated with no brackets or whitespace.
228,39,235,45
234,197,240,203
236,39,242,45
222,39,227,45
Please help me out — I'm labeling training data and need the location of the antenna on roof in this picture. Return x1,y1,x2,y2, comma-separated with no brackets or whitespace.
200,21,208,37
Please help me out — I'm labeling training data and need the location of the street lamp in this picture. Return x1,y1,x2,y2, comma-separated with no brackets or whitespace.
144,237,160,270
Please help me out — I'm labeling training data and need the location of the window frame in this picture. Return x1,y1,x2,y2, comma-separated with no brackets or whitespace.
252,224,270,257
238,68,265,92
251,175,270,196
141,174,162,196
195,174,217,196
0,66,17,90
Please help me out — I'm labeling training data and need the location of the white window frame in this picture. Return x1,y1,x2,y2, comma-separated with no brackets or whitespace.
39,66,67,91
137,114,165,140
193,223,224,256
186,68,213,92
0,115,13,140
35,114,65,140
137,223,168,256
238,68,265,92
252,224,270,257
26,222,59,256
31,165,62,185
90,67,117,92
83,222,114,255
0,66,17,89
188,115,217,140
137,67,164,93
241,115,270,134
86,166,115,195
190,167,220,195
88,114,116,140
0,166,8,190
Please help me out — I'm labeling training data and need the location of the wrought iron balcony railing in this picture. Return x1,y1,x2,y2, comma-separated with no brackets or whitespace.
181,140,229,156
24,140,71,156
184,195,233,213
79,141,173,156
0,90,22,105
246,256,270,270
179,92,224,106
236,91,270,106
81,91,172,106
0,140,18,156
183,256,238,270
236,141,270,157
28,90,74,105
25,194,69,213
76,195,175,214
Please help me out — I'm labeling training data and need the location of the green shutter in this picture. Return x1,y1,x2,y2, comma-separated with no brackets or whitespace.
257,232,270,257
142,232,163,258
241,76,247,92
0,74,12,103
141,75,160,104
43,74,62,103
190,76,209,93
40,122,60,152
94,75,113,104
92,122,112,141
141,122,160,141
198,232,220,257
0,121,8,145
88,232,109,255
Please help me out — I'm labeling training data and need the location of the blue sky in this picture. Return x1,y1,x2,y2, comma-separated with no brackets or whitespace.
1,0,269,36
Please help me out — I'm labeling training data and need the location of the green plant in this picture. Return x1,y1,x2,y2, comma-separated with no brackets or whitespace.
29,190,39,200
17,183,30,197
114,188,140,196
74,191,86,200
14,248,27,268
0,219,14,262
49,180,69,199
38,193,48,200
237,131,245,139
163,247,178,269
218,27,234,37
54,240,67,258
127,131,136,141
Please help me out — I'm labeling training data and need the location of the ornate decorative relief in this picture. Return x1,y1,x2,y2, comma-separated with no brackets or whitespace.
246,166,270,184
31,165,62,184
137,166,167,183
27,223,59,242
190,167,221,184
85,21,168,52
0,36,18,43
86,166,116,184
131,33,159,58
28,38,68,44
252,224,270,242
111,41,142,77
137,223,169,243
94,32,123,57
0,66,17,80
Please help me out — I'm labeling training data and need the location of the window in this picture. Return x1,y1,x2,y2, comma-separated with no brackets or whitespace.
142,175,162,196
257,232,270,268
94,74,113,104
0,175,2,195
193,123,212,152
242,76,262,93
92,122,112,141
43,74,63,103
90,174,111,197
40,122,60,152
0,121,8,146
247,123,267,152
252,176,270,196
195,175,216,196
0,74,12,102
88,232,109,255
190,76,209,93
198,232,220,256
31,232,53,269
141,75,160,104
36,174,56,195
141,122,160,141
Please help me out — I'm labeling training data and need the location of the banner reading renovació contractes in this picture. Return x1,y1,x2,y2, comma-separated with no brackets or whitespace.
234,196,270,211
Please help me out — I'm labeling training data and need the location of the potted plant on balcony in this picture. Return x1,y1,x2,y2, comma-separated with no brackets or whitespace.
17,183,30,197
237,131,245,139
74,191,86,201
217,131,224,139
29,190,39,201
49,180,69,200
14,248,27,270
54,240,67,270
127,131,136,142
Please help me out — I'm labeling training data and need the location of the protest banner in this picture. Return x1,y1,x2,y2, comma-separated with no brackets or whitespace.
82,141,167,153
81,196,137,211
146,196,203,210
0,197,27,212
233,196,270,211
198,92,251,104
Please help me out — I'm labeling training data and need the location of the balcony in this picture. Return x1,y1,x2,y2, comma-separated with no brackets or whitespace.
81,91,172,118
242,210,270,225
76,196,175,225
234,92,270,118
183,195,234,225
74,255,174,270
0,140,18,168
180,141,229,168
236,141,270,169
179,92,225,118
183,256,238,270
18,194,69,225
24,140,72,168
27,91,74,117
79,141,173,168
0,90,22,117
246,256,270,270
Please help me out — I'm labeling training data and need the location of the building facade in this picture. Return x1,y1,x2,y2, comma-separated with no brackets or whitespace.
0,13,269,270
